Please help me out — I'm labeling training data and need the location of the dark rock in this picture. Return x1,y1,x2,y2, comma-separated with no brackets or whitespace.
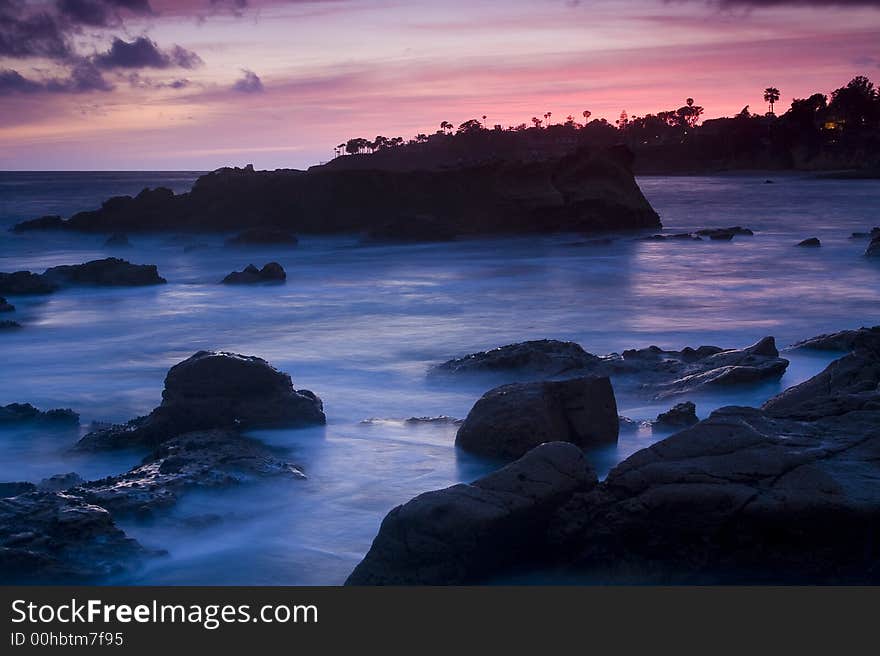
761,349,880,420
11,215,66,232
0,491,148,583
0,482,35,497
694,226,754,239
0,271,56,295
37,473,84,492
76,351,325,450
80,429,305,516
103,233,131,247
791,326,880,353
43,258,165,287
568,238,615,247
0,403,79,425
618,416,641,433
346,442,597,585
434,337,788,399
221,262,286,284
654,401,699,429
455,377,618,460
226,229,299,246
404,416,462,425
0,321,21,330
431,339,600,378
638,233,701,242
364,214,458,243
0,297,13,312
59,148,661,238
797,237,821,247
850,227,880,239
866,236,880,257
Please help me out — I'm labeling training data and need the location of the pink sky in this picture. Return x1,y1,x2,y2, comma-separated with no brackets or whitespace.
1,0,878,170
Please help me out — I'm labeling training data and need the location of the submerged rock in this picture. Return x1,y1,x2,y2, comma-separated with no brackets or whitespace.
432,339,600,378
0,271,56,295
797,237,821,247
221,262,286,284
0,297,13,312
226,229,299,246
0,320,21,330
654,401,699,429
81,429,305,516
866,236,880,257
77,351,325,450
346,442,597,585
43,257,165,287
0,403,79,425
455,377,619,460
694,226,754,240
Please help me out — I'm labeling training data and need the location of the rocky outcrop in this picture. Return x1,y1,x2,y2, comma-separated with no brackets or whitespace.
431,339,600,378
77,351,325,450
790,326,880,352
221,262,286,284
653,401,698,429
455,377,618,459
434,336,789,399
38,473,84,492
0,297,13,312
43,258,165,287
0,403,79,425
80,429,304,516
797,237,821,247
11,215,65,232
0,482,36,497
0,491,148,583
346,442,596,585
225,228,299,246
0,271,56,295
694,226,754,240
350,339,880,585
19,147,660,238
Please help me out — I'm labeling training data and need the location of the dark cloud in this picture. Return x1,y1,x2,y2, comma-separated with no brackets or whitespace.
233,69,264,93
94,37,203,69
125,71,192,89
56,0,153,27
0,1,72,59
681,0,880,6
0,60,112,95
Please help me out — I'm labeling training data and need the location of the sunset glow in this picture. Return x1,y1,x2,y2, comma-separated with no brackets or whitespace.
1,0,879,169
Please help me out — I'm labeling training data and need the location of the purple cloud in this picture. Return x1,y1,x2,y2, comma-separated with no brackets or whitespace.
94,37,203,69
233,69,264,93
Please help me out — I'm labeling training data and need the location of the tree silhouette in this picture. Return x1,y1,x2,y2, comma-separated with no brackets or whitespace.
544,111,552,127
764,87,780,115
583,110,591,124
531,116,543,129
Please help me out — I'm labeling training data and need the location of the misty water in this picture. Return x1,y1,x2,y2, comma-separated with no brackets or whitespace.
1,171,878,584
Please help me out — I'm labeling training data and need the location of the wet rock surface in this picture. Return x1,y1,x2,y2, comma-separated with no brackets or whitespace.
455,377,619,459
346,442,597,585
43,257,165,287
77,351,325,450
221,262,286,284
790,325,880,352
434,336,789,399
653,401,699,429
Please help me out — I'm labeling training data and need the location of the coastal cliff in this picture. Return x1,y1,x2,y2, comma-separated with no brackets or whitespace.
17,146,660,237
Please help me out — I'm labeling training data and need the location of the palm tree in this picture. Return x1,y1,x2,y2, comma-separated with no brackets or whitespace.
582,110,591,127
544,111,552,127
763,87,780,115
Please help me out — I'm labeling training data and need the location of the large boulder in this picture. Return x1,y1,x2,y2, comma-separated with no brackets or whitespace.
0,271,56,295
346,442,597,585
455,377,618,459
221,262,286,284
653,401,698,429
43,257,165,286
77,351,325,449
